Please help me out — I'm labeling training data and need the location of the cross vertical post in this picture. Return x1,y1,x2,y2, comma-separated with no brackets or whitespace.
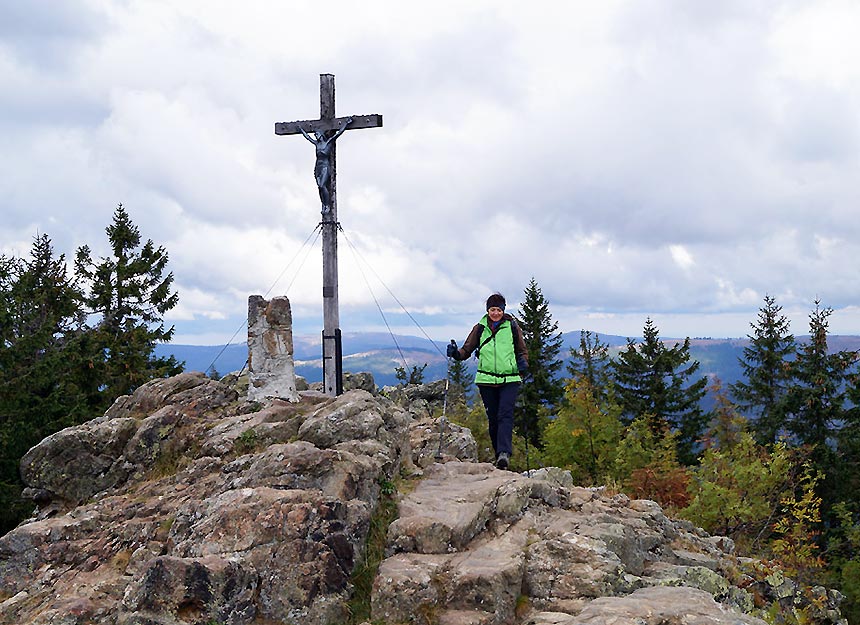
275,74,383,396
319,74,340,397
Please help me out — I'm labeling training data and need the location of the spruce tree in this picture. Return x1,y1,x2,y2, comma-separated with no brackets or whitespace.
783,301,856,513
612,317,708,464
841,363,860,521
730,295,795,446
784,301,852,450
0,235,88,530
0,235,87,428
567,330,613,403
515,277,564,447
75,204,182,407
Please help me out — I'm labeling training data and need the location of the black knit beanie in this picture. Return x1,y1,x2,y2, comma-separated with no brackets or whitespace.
486,293,506,311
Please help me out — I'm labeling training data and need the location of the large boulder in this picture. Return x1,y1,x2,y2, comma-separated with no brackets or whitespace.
382,379,449,418
19,416,139,504
343,371,377,394
20,372,239,506
0,376,406,625
409,416,478,468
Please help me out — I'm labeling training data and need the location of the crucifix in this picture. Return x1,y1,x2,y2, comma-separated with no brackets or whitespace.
275,74,383,396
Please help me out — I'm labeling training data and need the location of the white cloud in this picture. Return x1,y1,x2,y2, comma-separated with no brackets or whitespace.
3,0,860,346
770,0,860,90
669,245,695,271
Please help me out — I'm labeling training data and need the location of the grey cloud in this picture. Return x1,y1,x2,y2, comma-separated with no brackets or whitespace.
774,85,860,165
332,10,523,123
0,76,110,130
0,0,108,70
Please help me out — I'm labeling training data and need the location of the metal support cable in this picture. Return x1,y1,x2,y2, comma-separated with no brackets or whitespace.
338,225,446,359
204,223,322,374
339,227,410,372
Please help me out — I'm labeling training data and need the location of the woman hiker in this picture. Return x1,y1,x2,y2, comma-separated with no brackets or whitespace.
447,293,529,470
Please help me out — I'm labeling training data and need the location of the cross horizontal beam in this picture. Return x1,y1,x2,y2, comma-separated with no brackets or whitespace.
274,114,383,136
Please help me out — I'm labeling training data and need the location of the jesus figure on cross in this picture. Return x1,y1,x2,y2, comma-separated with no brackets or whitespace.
297,116,353,212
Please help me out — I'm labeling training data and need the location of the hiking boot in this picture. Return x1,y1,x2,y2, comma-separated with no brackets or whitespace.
495,452,509,470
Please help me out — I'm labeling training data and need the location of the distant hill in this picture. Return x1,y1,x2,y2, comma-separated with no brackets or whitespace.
156,332,467,387
156,332,860,403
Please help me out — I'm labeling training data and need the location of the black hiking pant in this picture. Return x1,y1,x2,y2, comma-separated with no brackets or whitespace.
478,382,520,459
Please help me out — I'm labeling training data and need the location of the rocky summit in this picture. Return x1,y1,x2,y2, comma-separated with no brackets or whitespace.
0,372,847,625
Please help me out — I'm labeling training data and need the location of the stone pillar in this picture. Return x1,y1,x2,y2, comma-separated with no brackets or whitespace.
247,295,299,402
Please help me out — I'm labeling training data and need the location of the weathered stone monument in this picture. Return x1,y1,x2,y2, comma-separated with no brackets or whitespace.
275,73,382,396
247,295,299,402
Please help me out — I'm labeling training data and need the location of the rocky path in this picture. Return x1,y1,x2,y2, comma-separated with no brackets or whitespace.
373,461,769,625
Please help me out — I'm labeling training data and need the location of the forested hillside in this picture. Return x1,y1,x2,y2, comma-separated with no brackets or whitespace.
157,333,860,392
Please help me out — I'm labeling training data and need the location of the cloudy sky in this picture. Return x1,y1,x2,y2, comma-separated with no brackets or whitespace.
3,0,860,348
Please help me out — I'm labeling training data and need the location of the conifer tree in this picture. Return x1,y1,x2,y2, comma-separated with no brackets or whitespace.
783,301,856,512
730,295,795,446
567,330,613,404
0,235,87,530
612,317,708,464
0,235,87,424
840,373,860,523
75,204,182,407
515,277,564,447
784,301,852,450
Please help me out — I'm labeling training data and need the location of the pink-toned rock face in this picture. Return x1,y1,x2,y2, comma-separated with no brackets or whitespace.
1,377,410,625
0,375,846,625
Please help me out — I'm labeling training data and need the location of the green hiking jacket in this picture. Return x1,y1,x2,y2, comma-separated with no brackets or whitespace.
474,315,522,385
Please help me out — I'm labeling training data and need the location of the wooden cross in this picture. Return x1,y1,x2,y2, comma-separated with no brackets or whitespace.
275,74,383,396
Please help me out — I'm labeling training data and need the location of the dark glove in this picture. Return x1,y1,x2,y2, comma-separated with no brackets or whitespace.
446,341,458,359
517,357,532,382
516,356,529,375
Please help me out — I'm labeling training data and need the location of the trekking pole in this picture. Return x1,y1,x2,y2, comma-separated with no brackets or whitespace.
523,412,531,477
518,375,532,477
435,340,456,461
